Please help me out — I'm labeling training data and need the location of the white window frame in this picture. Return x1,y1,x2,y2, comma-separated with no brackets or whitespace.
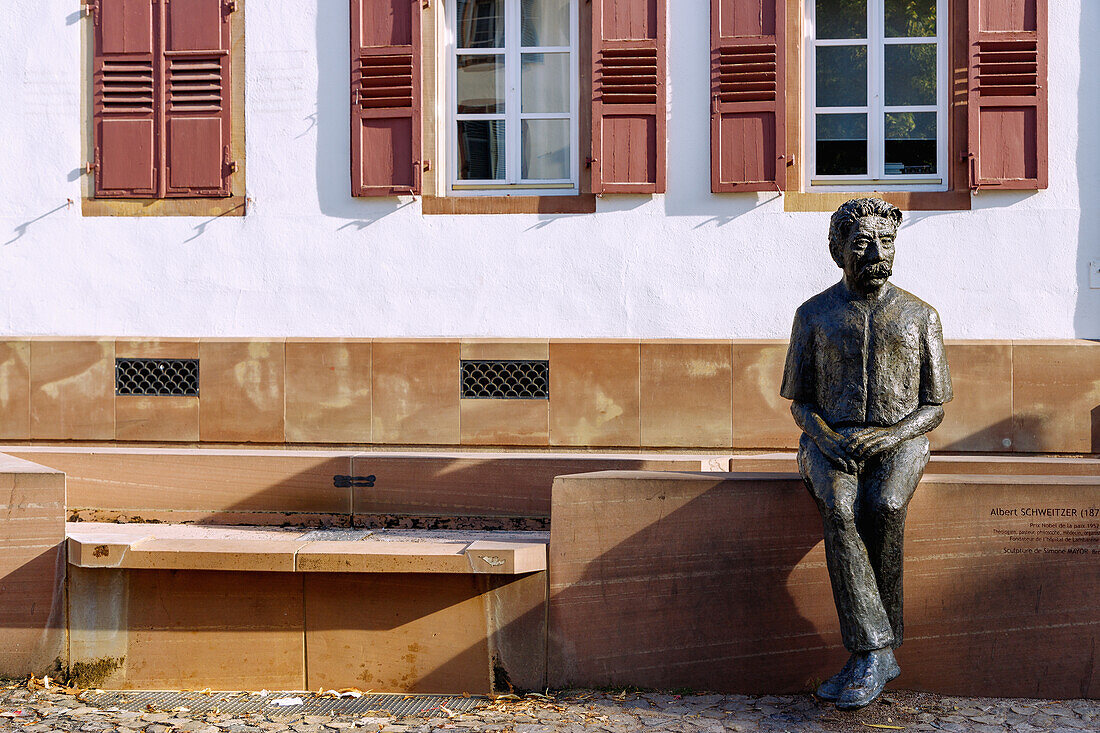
444,0,580,196
803,0,948,191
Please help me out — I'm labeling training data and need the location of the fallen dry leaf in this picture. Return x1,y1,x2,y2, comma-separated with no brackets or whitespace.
861,724,905,730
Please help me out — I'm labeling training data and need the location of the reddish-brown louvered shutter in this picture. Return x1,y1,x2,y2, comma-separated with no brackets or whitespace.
351,0,422,196
93,0,158,198
163,0,233,196
710,0,785,192
967,0,1047,189
591,0,667,193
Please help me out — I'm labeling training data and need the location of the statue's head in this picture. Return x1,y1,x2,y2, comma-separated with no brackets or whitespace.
828,198,903,292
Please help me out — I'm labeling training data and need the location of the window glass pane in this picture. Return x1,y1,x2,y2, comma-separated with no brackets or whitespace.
457,120,506,179
817,113,867,175
885,111,936,175
521,53,569,113
884,43,936,106
521,0,569,47
457,54,505,113
885,0,936,38
456,0,505,48
816,45,867,107
815,0,867,39
522,119,570,179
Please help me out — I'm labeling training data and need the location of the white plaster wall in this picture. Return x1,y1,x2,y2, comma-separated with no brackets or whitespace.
0,0,1095,339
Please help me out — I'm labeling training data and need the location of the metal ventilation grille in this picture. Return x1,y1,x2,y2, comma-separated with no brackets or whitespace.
116,358,199,396
461,360,549,399
717,43,778,102
169,57,224,111
357,54,414,108
597,48,658,104
82,690,486,717
100,60,154,113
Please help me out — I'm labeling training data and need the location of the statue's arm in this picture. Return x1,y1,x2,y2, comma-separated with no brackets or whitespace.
791,401,859,474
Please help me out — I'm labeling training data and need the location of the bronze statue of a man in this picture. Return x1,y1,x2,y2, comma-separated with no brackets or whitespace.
781,198,952,709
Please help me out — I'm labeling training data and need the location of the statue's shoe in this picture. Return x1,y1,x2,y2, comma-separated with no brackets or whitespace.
835,651,900,710
815,655,857,701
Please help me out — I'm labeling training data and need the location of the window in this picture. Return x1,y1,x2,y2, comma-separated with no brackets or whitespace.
446,0,579,195
806,0,947,190
84,0,244,216
352,0,664,209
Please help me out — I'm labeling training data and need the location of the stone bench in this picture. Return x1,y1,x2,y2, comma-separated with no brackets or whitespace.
67,523,548,692
0,454,66,680
728,453,1100,475
68,523,547,574
548,470,1100,700
3,446,722,527
6,446,1098,695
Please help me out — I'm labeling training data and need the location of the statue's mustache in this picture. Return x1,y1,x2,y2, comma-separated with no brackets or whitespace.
858,261,892,279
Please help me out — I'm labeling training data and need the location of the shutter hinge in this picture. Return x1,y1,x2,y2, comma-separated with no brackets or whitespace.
422,159,431,172
422,0,430,9
84,0,100,24
967,152,980,191
86,148,100,174
585,156,597,168
223,146,238,175
223,0,238,12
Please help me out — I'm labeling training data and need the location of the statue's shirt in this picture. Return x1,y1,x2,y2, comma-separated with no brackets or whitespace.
781,282,952,428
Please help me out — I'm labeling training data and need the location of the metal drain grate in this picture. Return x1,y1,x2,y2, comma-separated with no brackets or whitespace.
298,529,374,541
461,360,549,399
116,358,199,396
83,690,486,717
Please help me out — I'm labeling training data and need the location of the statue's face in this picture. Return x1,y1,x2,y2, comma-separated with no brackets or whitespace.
841,215,896,290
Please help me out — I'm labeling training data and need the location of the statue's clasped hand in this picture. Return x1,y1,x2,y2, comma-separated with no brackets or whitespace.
842,426,903,461
813,428,861,475
812,425,902,475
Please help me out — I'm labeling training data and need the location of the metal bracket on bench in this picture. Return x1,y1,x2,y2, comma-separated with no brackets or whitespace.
333,475,376,488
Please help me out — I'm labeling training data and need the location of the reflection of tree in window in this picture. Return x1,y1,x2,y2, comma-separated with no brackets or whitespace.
816,0,867,39
817,113,867,175
813,0,941,180
885,0,935,38
816,45,868,107
885,112,935,174
885,44,936,106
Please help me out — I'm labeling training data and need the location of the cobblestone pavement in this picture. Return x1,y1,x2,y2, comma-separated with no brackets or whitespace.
1,684,1097,733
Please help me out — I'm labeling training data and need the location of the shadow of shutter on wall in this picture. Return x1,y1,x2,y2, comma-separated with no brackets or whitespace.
967,0,1047,190
164,0,233,197
591,0,666,194
351,0,422,196
94,0,158,198
710,0,785,192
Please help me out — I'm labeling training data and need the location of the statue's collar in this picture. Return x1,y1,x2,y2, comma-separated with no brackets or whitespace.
838,279,896,305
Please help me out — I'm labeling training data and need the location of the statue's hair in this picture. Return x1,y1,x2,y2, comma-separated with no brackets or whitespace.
828,198,903,265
